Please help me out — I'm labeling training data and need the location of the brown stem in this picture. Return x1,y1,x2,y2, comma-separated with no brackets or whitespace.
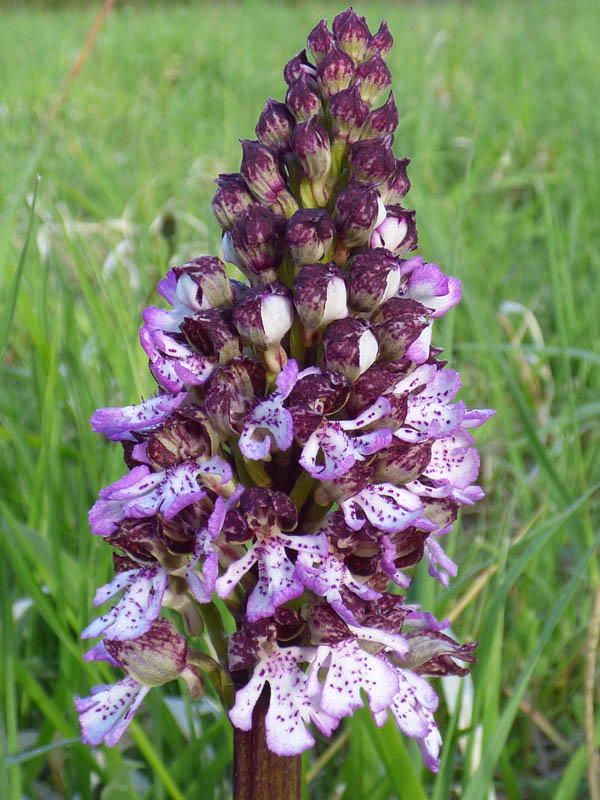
233,686,301,800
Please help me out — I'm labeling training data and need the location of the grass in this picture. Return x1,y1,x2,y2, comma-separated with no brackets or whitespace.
1,0,599,798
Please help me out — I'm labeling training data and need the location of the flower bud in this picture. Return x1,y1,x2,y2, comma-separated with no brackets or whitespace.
230,205,286,283
332,8,370,63
288,369,350,415
349,136,396,184
323,317,379,382
240,487,298,536
371,297,430,360
360,91,399,139
205,357,267,435
285,72,321,123
180,308,241,364
307,19,336,64
285,208,335,266
366,20,393,60
294,263,348,331
147,406,222,469
335,181,385,247
240,139,297,216
379,158,411,204
172,256,235,309
105,619,203,696
353,55,392,106
316,460,376,504
316,46,355,98
256,97,295,156
284,49,316,86
233,283,294,370
292,118,331,183
347,360,407,415
329,85,369,143
347,248,401,311
374,439,433,484
211,173,256,232
370,205,418,255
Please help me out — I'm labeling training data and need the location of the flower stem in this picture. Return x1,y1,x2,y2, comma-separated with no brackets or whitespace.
233,686,301,800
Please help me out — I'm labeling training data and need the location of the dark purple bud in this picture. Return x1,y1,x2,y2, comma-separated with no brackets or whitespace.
335,181,384,247
316,46,355,98
288,369,350,415
370,205,418,255
292,118,331,183
294,262,348,330
403,631,477,677
349,135,396,184
285,72,321,123
240,487,298,536
353,55,392,106
289,404,324,444
233,283,294,369
285,208,335,266
181,307,241,364
347,360,408,415
322,317,379,382
105,619,203,696
211,173,256,232
316,460,375,504
307,19,336,64
284,49,316,86
374,439,433,484
240,139,297,216
332,8,370,63
256,97,295,156
204,357,267,435
421,497,458,531
371,297,430,360
108,517,164,564
230,205,286,283
173,256,235,309
379,157,411,204
307,603,352,644
148,406,223,469
366,20,393,59
361,91,399,139
347,247,402,311
329,85,369,143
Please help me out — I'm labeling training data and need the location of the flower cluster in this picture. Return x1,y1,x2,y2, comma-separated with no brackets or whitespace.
77,7,493,772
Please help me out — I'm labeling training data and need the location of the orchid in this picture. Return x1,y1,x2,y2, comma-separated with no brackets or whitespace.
78,8,493,796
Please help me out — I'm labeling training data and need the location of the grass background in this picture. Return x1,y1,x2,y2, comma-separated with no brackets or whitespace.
1,0,599,797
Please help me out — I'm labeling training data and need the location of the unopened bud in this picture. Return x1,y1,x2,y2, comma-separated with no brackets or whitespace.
233,283,294,369
284,49,316,86
329,85,369,143
379,158,411,204
348,247,401,311
360,91,399,139
286,72,321,123
286,208,335,266
332,8,370,63
173,256,235,309
322,317,379,382
294,263,348,331
366,20,394,59
180,307,241,364
292,118,331,182
240,139,297,216
256,98,295,156
316,47,355,98
307,19,336,64
370,297,430,360
335,181,385,247
349,135,396,184
353,55,392,106
211,173,256,232
230,205,286,283
205,357,267,435
148,406,222,468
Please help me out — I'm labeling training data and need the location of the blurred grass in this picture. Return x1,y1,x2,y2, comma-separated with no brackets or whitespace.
1,0,599,798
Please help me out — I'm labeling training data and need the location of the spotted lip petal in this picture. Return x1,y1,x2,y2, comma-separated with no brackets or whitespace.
76,677,150,747
341,482,424,532
90,393,188,442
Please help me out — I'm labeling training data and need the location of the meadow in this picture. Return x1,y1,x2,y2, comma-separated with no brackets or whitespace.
1,1,599,797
